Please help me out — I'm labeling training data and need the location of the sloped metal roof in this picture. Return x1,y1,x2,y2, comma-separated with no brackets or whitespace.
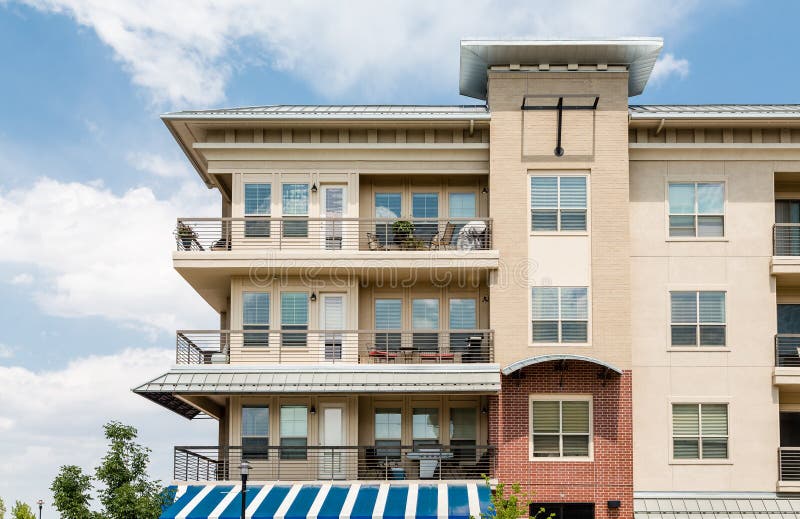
634,494,800,518
162,105,490,120
629,104,800,119
501,354,623,376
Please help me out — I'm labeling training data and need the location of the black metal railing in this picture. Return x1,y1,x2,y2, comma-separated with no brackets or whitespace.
780,447,800,481
776,334,800,367
176,329,494,365
174,217,493,252
174,445,496,482
774,224,800,256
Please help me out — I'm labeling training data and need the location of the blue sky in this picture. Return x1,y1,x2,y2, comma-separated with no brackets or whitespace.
0,0,798,512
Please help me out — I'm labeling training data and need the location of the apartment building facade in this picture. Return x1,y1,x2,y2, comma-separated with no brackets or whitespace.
134,39,800,519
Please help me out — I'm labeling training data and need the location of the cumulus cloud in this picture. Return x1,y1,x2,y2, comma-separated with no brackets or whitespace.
0,178,219,333
127,151,192,178
650,52,690,85
18,0,702,107
0,348,216,513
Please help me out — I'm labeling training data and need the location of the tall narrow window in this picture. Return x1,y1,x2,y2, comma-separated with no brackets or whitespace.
242,407,269,459
531,287,588,343
282,183,309,238
244,183,271,237
672,403,728,459
374,408,402,459
281,292,308,347
412,298,439,351
280,405,308,460
243,292,269,347
530,176,587,231
530,397,591,459
374,299,402,352
449,193,477,247
668,182,724,237
375,193,402,247
670,291,726,347
450,408,477,461
449,298,478,355
412,408,440,448
413,193,439,243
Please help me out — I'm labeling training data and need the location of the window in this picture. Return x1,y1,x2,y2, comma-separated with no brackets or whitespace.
668,182,724,237
672,403,728,459
412,298,439,351
413,193,439,243
450,408,477,461
281,292,308,347
244,183,271,237
449,298,477,354
280,405,308,460
412,408,440,448
374,408,402,459
670,291,726,347
449,193,477,247
530,397,591,459
242,407,269,459
282,183,309,238
530,176,587,231
374,299,402,351
243,292,269,347
529,503,594,519
531,287,588,343
375,193,402,246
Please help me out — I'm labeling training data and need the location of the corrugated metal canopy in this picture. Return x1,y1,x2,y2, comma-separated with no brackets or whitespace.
634,495,800,518
459,38,663,100
630,104,800,119
162,105,490,121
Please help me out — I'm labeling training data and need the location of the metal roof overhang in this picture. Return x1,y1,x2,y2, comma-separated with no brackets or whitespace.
134,365,501,419
459,38,663,100
634,493,800,518
501,354,623,376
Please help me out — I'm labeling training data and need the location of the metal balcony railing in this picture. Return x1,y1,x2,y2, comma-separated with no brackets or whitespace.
780,447,800,481
774,224,800,256
775,334,800,367
176,329,494,365
174,217,493,252
174,445,496,482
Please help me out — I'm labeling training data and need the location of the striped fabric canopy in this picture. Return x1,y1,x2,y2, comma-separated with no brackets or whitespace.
161,482,492,519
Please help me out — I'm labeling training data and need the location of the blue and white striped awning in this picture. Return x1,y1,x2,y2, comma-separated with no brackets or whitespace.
161,482,491,519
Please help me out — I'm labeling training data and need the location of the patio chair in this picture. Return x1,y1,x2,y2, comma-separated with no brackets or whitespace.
429,223,456,250
366,232,385,251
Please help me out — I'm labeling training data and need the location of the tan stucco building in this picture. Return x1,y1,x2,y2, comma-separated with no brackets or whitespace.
137,39,800,519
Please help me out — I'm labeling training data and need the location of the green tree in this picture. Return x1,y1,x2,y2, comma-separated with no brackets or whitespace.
10,502,35,519
0,497,6,519
94,421,169,519
483,478,554,519
51,465,95,519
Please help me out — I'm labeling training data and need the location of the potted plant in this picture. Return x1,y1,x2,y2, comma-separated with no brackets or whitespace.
177,222,198,250
391,220,415,247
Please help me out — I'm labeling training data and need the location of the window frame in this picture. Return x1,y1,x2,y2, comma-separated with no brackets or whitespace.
666,181,726,240
529,173,589,234
530,286,590,345
670,402,730,462
243,183,272,238
281,183,310,238
669,290,727,349
280,291,309,348
241,406,269,460
528,394,593,462
242,292,270,347
279,404,309,460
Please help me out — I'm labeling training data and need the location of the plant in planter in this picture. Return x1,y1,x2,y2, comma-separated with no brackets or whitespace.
176,222,198,250
391,220,416,247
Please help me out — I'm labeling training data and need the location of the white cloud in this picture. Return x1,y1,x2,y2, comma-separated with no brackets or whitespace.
9,273,34,285
0,344,13,359
0,178,218,334
18,0,702,107
650,52,690,85
0,348,216,513
127,151,192,178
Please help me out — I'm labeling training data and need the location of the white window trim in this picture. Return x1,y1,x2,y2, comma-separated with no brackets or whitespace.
528,172,590,236
665,179,727,241
244,182,272,217
528,394,593,462
281,182,310,217
530,286,590,346
668,290,727,349
669,400,732,465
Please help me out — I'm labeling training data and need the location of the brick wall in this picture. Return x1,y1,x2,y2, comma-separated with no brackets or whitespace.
489,361,633,519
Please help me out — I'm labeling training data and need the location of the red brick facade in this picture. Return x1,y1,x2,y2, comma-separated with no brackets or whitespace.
489,361,633,519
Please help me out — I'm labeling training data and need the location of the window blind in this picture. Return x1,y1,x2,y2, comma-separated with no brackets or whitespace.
281,293,308,326
449,299,476,329
531,399,590,458
375,299,402,329
412,299,439,329
243,292,270,326
412,193,439,218
530,176,587,231
670,291,726,347
412,408,440,440
672,403,728,459
531,287,588,343
245,184,271,215
449,193,476,218
449,408,476,440
282,184,309,215
669,182,724,237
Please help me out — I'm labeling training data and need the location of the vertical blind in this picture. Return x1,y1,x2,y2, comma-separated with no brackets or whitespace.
672,403,728,459
244,184,271,215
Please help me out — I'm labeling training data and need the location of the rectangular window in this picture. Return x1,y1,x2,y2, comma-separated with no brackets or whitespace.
244,183,271,237
242,406,269,459
280,405,308,460
413,193,439,243
282,183,309,238
450,407,477,461
530,176,587,232
669,182,724,237
412,408,440,448
374,408,402,459
670,291,726,347
672,403,728,459
374,299,402,352
449,298,477,353
243,292,269,347
281,292,308,347
530,397,591,459
375,193,402,246
531,287,588,343
412,298,439,351
449,193,476,218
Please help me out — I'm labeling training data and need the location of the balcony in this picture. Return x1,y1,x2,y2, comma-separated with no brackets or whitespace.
176,329,494,365
779,447,800,491
772,224,800,276
173,445,496,482
774,335,800,385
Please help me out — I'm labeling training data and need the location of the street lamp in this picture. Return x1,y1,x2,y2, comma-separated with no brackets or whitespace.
240,461,250,519
36,500,43,519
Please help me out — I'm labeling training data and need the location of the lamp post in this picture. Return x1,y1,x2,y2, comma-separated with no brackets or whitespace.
240,461,250,519
36,500,43,519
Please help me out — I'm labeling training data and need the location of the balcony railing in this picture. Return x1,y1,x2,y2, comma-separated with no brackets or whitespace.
175,217,493,252
774,224,800,256
780,447,800,481
174,445,496,482
776,335,800,367
176,329,494,365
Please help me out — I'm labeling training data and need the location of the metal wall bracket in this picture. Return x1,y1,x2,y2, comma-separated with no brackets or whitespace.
521,94,600,157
